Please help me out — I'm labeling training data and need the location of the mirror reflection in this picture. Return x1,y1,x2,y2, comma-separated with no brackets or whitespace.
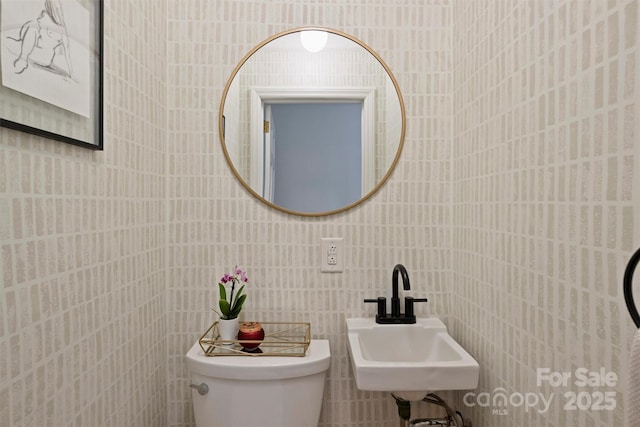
220,27,405,216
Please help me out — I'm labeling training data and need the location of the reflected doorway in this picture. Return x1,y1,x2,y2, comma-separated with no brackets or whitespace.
265,102,362,213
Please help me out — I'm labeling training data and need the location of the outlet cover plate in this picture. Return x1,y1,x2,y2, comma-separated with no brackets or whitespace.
321,237,343,272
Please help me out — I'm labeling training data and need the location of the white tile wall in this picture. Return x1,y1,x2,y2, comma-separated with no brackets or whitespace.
1,0,638,426
0,0,168,426
166,1,452,426
451,0,638,426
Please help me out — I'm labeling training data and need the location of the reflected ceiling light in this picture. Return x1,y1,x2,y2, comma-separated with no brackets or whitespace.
300,30,328,53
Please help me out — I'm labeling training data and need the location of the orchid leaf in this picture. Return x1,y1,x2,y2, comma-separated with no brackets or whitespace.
229,294,246,318
219,299,230,317
233,285,245,303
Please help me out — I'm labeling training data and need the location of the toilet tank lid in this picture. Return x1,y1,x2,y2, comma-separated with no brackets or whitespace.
186,339,331,380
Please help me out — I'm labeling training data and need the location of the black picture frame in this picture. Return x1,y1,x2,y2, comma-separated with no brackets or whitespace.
0,0,103,150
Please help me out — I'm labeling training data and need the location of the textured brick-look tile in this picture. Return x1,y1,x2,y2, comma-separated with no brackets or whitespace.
166,1,452,426
0,1,168,426
451,1,638,426
2,1,638,426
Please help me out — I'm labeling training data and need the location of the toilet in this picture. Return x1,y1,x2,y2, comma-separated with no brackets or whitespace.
186,340,331,427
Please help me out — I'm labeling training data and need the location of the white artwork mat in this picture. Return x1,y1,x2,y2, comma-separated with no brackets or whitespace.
1,0,90,118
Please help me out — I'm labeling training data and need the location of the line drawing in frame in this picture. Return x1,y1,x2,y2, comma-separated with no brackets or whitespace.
1,0,90,117
0,0,103,150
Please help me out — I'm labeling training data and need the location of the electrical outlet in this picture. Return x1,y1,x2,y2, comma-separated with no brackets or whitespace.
321,237,343,272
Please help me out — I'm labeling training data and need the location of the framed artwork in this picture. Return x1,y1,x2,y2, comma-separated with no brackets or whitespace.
0,0,103,150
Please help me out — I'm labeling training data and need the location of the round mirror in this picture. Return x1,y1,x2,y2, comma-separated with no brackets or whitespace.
219,27,406,216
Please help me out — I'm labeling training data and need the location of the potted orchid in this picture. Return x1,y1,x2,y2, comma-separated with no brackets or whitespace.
213,266,249,343
215,265,248,319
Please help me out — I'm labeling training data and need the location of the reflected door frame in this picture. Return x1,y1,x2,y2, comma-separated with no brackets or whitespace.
249,87,375,198
263,104,275,201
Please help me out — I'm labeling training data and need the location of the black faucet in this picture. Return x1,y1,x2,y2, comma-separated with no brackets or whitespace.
364,264,428,324
391,264,410,317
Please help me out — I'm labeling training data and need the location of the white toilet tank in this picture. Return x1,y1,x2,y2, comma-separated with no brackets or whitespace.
186,340,331,427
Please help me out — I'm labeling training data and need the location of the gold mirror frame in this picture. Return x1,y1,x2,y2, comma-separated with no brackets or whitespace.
219,27,406,217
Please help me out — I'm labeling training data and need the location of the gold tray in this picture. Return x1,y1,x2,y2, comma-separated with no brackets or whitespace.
199,321,310,356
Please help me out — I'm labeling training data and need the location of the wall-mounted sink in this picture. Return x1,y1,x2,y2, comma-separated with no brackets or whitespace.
346,317,479,399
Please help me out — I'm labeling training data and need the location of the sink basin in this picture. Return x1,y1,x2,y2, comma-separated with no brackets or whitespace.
346,317,479,398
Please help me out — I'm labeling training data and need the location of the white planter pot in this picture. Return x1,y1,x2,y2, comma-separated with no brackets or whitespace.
218,318,239,345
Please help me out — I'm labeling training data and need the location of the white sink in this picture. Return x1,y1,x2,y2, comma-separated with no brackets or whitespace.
346,317,479,399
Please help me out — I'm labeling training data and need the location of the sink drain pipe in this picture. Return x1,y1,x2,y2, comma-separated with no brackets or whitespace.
392,394,412,426
391,393,472,427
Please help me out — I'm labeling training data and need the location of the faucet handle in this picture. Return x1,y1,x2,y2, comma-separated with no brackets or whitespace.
364,297,387,318
404,297,428,319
